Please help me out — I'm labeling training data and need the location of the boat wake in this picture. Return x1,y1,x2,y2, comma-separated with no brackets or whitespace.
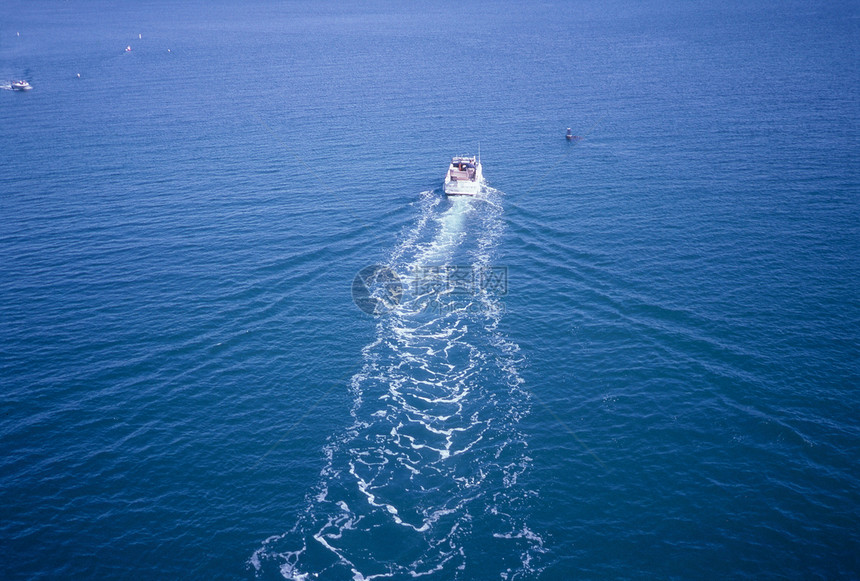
251,187,543,580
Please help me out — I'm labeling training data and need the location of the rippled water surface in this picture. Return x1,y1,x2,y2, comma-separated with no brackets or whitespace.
1,1,858,579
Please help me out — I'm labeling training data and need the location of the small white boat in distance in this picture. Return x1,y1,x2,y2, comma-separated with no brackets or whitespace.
443,155,482,196
11,80,32,91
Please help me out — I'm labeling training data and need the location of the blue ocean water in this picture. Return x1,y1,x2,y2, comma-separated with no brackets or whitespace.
1,0,858,579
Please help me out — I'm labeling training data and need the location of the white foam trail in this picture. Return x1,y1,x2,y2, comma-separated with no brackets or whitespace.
252,186,544,579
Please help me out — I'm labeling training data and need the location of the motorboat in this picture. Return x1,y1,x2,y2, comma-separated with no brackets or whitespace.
443,155,482,196
11,80,32,91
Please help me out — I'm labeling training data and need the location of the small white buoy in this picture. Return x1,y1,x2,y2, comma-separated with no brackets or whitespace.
167,49,171,53
17,32,20,37
138,33,142,39
76,73,81,78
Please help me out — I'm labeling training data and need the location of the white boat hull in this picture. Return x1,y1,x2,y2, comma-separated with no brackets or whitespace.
443,178,482,196
443,156,483,196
